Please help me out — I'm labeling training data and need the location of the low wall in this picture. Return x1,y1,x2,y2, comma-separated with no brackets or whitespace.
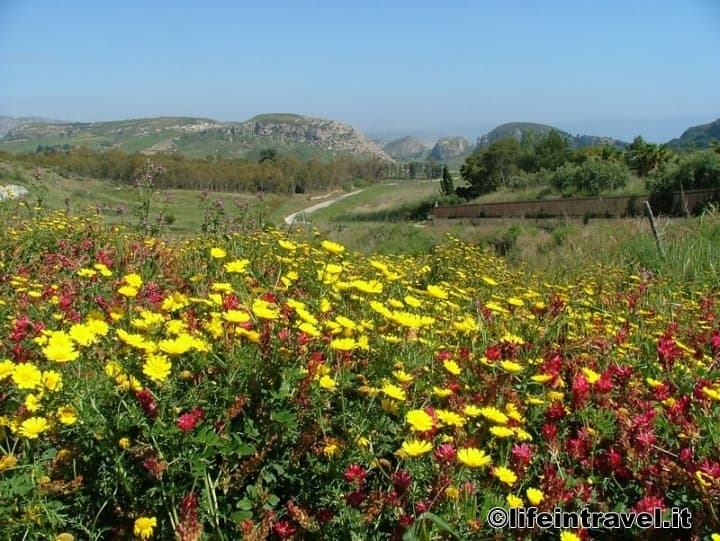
433,189,720,220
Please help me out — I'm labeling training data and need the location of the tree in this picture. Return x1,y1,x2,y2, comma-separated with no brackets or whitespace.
626,136,671,177
440,166,454,195
534,129,571,171
259,148,277,163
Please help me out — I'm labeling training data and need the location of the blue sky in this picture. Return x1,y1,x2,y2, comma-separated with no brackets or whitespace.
1,0,719,142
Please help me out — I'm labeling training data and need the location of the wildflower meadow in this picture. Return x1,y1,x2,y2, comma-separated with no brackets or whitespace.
0,207,719,540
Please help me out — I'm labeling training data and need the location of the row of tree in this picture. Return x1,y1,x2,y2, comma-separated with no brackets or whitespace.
2,148,398,194
459,131,720,199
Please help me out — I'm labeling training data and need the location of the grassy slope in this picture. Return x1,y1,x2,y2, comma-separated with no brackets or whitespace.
3,158,717,285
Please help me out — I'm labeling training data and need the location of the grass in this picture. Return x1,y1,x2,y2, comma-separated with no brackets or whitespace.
309,180,443,221
467,174,648,204
5,157,718,287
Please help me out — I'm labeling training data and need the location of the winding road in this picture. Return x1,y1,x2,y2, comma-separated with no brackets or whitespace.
283,189,364,225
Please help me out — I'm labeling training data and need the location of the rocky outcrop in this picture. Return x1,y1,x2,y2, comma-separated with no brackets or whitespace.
382,136,428,160
429,137,472,161
0,114,392,161
476,122,626,150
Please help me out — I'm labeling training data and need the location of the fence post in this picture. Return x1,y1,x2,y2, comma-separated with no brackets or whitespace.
644,201,665,258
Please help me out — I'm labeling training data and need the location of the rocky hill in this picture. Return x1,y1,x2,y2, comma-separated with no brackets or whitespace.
668,118,720,149
382,136,428,160
477,122,626,150
0,114,391,161
429,137,473,161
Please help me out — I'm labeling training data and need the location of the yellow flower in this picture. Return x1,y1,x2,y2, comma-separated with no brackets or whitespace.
490,426,515,438
210,247,226,259
392,369,414,383
119,437,131,449
400,439,433,457
479,406,509,424
0,454,18,471
42,331,80,363
426,284,448,300
133,516,157,540
531,374,554,383
158,335,194,356
318,375,337,391
278,239,297,251
0,359,15,380
381,383,406,401
444,486,460,500
298,322,321,337
526,487,544,506
457,447,491,468
406,409,434,432
493,466,518,486
582,367,601,384
500,360,523,374
223,310,250,323
559,532,581,541
143,354,172,382
321,240,345,254
24,394,43,413
18,416,50,439
69,323,96,347
13,363,42,389
56,406,78,425
436,409,465,428
224,258,250,273
123,273,143,288
433,386,453,398
118,285,138,297
330,337,356,351
323,443,339,458
482,275,498,286
78,268,97,278
506,494,523,508
252,299,279,320
55,534,75,541
443,359,461,375
464,404,482,417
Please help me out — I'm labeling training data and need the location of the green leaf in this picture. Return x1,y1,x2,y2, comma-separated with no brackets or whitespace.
270,409,297,431
236,498,253,510
416,512,462,540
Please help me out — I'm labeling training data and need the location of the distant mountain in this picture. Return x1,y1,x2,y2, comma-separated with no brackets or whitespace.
0,116,62,139
476,122,626,150
429,137,473,161
0,114,391,161
667,118,720,149
383,136,428,160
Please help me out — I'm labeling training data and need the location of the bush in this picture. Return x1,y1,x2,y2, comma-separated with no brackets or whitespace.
550,157,630,196
648,150,720,194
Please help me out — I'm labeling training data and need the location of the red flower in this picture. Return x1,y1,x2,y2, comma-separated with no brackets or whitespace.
344,490,366,508
136,389,159,420
272,520,297,539
511,443,533,468
392,470,412,495
344,463,367,485
633,495,665,514
177,407,204,433
434,443,457,464
572,373,590,408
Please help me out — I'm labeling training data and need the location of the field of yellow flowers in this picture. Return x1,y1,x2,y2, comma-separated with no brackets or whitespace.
1,209,719,540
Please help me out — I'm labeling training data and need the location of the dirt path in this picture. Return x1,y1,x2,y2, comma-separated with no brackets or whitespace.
284,189,364,225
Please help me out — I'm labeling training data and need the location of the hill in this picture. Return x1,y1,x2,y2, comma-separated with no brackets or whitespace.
668,118,720,148
476,122,626,150
382,136,428,160
0,114,391,161
428,137,473,161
